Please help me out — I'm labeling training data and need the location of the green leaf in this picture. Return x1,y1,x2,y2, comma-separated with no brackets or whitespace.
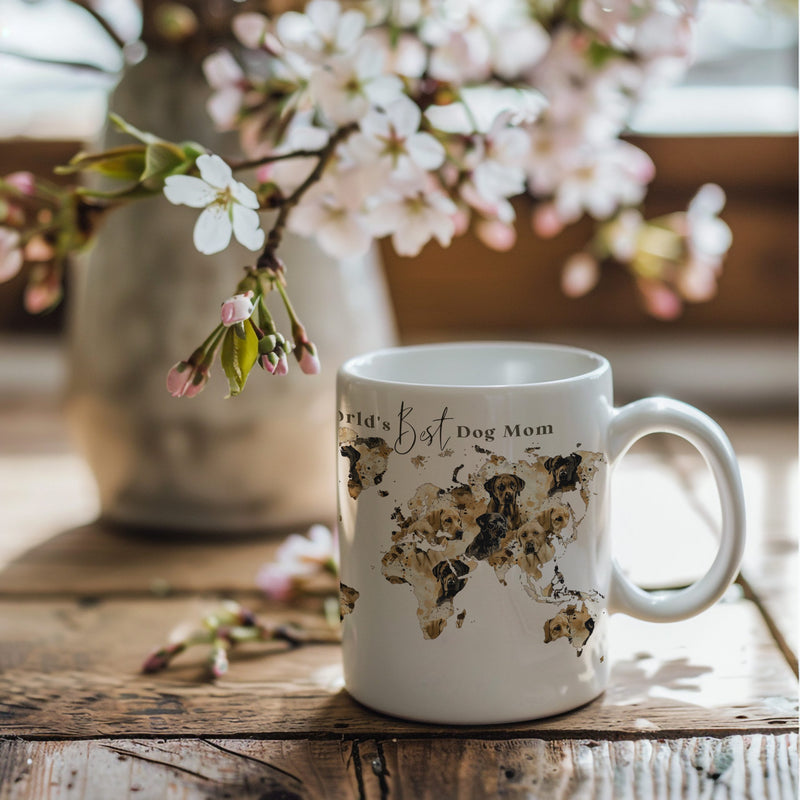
140,141,190,188
220,321,259,397
55,146,147,180
109,112,162,145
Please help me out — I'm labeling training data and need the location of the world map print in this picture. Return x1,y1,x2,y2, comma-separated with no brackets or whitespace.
338,429,606,656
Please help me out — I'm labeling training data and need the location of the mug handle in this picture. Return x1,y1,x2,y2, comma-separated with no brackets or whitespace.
608,397,746,622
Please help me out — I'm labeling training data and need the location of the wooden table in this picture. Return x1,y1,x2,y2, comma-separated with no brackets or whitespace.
0,389,797,799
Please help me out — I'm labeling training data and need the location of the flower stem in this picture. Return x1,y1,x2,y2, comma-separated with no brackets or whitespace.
257,123,358,266
230,148,332,172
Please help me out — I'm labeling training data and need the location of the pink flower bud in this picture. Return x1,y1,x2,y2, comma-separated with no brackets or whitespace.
297,344,320,375
166,361,208,397
532,203,565,239
23,235,54,263
4,171,35,195
220,290,255,326
561,253,600,298
210,645,229,678
23,267,61,313
475,219,516,252
259,351,278,373
274,352,289,376
639,280,682,320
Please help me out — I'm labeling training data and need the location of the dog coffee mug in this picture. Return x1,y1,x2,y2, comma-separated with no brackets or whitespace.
336,342,745,724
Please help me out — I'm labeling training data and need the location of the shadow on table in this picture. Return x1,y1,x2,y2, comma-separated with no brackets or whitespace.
0,518,288,596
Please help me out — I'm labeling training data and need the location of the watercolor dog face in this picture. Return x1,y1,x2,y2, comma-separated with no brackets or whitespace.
544,454,582,495
484,473,526,528
465,512,508,561
543,602,596,654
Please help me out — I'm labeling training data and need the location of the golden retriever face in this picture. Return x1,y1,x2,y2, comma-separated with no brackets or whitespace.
538,504,571,536
426,506,463,540
515,521,546,555
543,602,596,653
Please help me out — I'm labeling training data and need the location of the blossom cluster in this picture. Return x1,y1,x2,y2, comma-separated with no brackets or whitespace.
0,0,735,398
202,0,707,262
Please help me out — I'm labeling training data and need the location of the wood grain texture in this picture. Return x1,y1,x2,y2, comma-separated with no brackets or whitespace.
357,734,799,800
0,596,795,739
1,735,796,800
0,738,358,800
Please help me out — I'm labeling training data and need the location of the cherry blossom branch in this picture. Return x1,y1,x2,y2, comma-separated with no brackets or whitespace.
230,148,333,172
256,123,358,268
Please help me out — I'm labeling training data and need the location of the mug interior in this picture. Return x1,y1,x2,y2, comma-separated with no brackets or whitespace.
341,342,607,388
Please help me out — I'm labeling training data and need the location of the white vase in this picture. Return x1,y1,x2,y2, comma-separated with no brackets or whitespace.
65,53,397,533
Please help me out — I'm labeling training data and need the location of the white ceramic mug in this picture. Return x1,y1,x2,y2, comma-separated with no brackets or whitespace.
336,342,745,724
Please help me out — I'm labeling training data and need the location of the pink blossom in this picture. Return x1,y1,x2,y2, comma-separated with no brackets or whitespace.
23,235,55,263
561,253,600,297
256,524,337,600
166,361,208,398
220,290,255,326
203,50,247,131
0,228,23,282
638,280,682,320
23,267,61,313
4,171,35,195
531,203,565,238
475,219,516,252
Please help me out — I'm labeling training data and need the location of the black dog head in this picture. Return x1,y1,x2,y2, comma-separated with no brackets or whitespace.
431,559,470,604
476,512,508,538
544,453,582,493
484,473,525,506
465,513,508,561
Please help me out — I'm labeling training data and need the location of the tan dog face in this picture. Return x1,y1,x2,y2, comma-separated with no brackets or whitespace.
543,602,596,652
538,504,571,535
427,506,463,539
515,521,547,555
485,473,525,508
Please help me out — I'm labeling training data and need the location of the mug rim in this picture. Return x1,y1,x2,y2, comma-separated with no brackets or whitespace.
338,341,610,390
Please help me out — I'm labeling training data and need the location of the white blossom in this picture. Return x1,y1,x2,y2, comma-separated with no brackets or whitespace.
309,40,403,125
350,96,445,178
164,154,265,255
289,168,375,258
203,50,245,131
367,182,457,256
276,0,366,62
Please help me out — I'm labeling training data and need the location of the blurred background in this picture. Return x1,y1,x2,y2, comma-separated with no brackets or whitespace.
0,0,796,410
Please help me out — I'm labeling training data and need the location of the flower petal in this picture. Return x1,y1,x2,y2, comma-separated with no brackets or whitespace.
230,179,260,209
407,132,445,170
386,95,421,137
193,204,232,254
163,175,217,208
337,9,366,50
232,204,265,251
196,153,233,189
202,50,244,89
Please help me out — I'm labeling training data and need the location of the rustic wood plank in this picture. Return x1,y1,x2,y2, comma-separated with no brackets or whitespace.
1,735,796,800
0,596,795,739
356,734,799,800
0,738,358,800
